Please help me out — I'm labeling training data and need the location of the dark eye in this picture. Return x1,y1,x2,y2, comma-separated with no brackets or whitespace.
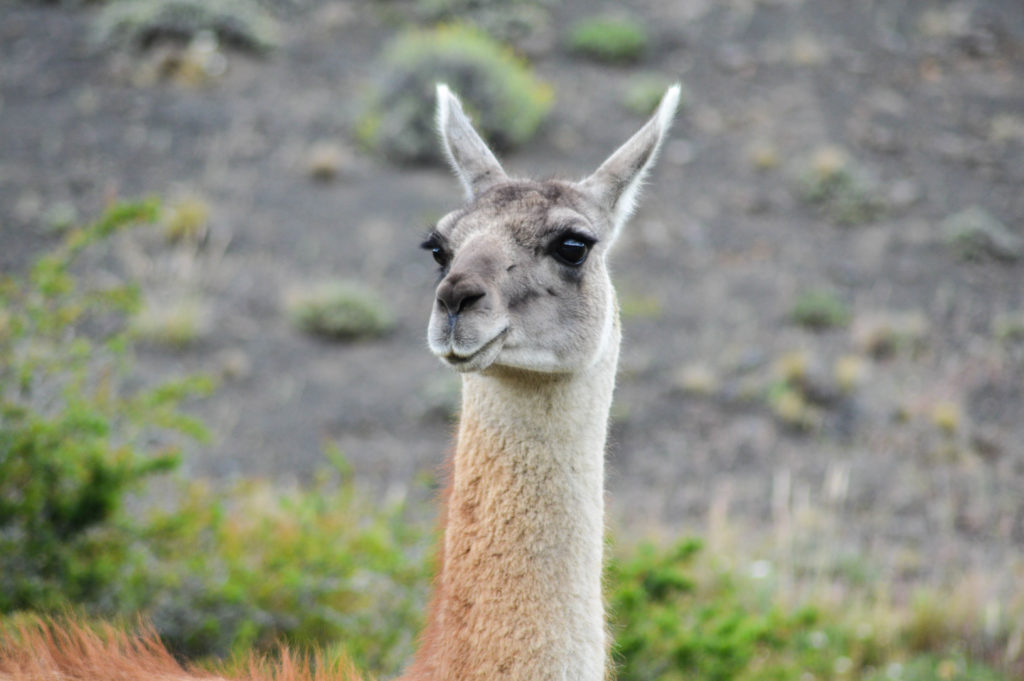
431,247,449,267
420,234,450,269
552,237,590,266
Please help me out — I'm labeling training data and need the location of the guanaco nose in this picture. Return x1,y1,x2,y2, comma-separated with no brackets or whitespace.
436,275,486,316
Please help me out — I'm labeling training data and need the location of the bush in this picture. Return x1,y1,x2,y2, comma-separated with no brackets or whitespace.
92,0,280,53
609,539,842,681
791,289,850,330
287,281,396,341
941,206,1023,262
607,539,1012,681
127,457,431,673
0,199,211,613
0,204,425,677
356,23,552,163
415,0,555,57
132,297,211,348
163,195,210,244
567,16,649,64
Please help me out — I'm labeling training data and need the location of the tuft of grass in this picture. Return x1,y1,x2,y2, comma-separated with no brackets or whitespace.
92,0,280,54
852,312,929,359
929,401,962,436
287,281,396,341
791,289,850,330
43,201,79,234
992,312,1024,342
795,146,886,226
834,354,868,393
673,362,719,397
132,297,211,348
770,386,820,431
305,142,347,181
789,33,827,66
941,206,1023,262
356,23,552,163
748,141,781,171
567,16,649,64
774,349,810,384
764,350,848,431
163,195,210,244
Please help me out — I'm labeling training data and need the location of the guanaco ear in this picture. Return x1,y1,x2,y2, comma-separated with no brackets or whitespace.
579,84,681,242
436,83,508,202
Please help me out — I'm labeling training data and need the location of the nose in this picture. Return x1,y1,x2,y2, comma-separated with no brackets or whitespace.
436,275,486,316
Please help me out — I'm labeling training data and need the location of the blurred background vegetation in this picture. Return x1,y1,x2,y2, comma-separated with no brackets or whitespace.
1,0,1023,680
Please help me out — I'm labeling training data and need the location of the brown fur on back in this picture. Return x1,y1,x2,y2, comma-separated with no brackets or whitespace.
0,617,361,681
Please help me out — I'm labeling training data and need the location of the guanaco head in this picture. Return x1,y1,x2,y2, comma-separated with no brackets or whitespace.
425,83,680,374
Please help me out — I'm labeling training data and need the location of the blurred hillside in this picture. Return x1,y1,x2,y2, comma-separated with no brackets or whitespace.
1,0,1022,638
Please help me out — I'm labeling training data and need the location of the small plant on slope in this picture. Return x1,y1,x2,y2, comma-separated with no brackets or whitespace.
92,0,280,54
357,23,552,163
567,16,649,64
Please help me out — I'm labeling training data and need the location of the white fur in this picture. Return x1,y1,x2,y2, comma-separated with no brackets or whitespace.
611,83,681,232
436,83,507,202
581,83,681,243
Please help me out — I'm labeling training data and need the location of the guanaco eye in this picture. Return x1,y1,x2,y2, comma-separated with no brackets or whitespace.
552,237,590,266
420,234,450,268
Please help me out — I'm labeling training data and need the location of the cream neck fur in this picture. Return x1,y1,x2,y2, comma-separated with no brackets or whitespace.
403,329,619,681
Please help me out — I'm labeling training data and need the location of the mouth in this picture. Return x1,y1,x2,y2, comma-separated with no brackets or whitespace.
444,327,509,367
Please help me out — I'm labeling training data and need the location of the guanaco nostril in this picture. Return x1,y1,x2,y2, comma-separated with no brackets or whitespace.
437,285,486,316
458,292,485,313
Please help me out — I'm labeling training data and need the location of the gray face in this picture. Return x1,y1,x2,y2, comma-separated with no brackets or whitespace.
428,82,680,374
424,181,615,374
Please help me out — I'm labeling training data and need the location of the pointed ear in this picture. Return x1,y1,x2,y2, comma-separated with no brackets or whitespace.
579,84,681,241
436,83,508,202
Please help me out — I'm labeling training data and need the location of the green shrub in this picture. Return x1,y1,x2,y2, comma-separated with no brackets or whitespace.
607,539,1012,681
0,199,211,613
92,0,280,53
287,281,396,340
357,23,552,163
567,16,649,64
414,0,555,57
609,539,849,681
941,206,1023,262
791,289,850,330
163,195,210,244
132,297,211,348
0,204,425,676
129,456,432,673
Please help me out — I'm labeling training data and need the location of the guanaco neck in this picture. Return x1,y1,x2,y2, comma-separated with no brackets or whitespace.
403,332,620,681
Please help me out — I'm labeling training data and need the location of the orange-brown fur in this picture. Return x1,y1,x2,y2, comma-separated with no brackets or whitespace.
0,618,360,681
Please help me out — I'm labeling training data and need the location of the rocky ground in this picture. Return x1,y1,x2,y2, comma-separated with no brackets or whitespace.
1,0,1023,599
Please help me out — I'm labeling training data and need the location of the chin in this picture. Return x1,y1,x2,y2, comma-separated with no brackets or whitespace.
430,325,510,373
485,347,577,375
